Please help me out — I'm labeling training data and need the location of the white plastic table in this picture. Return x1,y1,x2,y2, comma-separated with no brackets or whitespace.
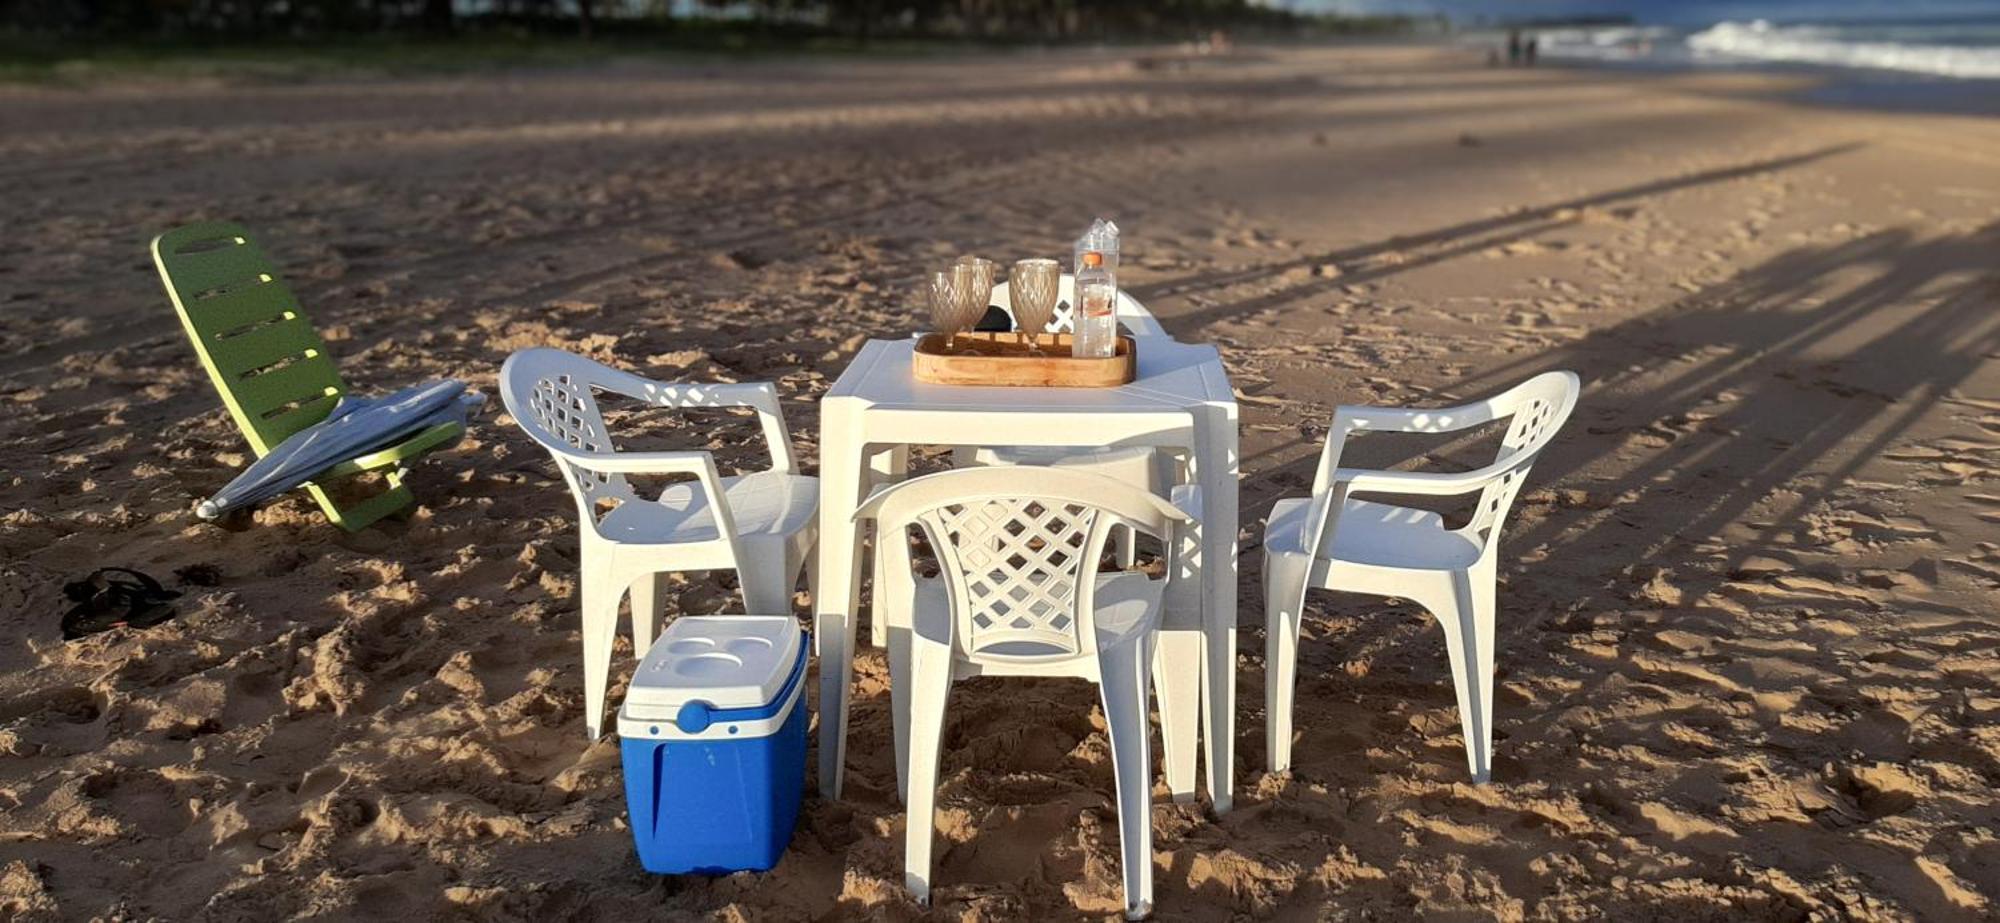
814,337,1239,813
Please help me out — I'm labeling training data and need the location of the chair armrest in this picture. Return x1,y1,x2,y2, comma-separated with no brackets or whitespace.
1333,464,1499,497
555,448,716,476
557,449,741,546
1119,312,1169,338
1292,467,1486,567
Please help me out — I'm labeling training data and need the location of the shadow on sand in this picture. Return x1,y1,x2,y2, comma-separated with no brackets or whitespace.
1239,214,2000,778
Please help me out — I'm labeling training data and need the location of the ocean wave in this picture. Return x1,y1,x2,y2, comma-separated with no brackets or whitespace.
1687,19,2000,79
1533,25,1680,62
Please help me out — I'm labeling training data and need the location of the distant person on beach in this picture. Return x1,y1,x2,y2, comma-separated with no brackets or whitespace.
1525,36,1539,66
1507,29,1522,65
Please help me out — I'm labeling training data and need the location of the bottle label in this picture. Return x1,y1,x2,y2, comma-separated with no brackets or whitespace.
1080,284,1114,318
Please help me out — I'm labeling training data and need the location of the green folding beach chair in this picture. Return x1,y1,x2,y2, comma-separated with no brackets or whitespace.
151,221,464,531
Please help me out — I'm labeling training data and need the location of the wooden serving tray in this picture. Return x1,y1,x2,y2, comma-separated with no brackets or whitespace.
913,331,1136,388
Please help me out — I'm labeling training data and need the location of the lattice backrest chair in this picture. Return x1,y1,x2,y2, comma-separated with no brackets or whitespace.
152,221,467,531
940,275,1174,645
500,347,817,740
856,466,1190,920
1263,370,1580,783
918,492,1103,662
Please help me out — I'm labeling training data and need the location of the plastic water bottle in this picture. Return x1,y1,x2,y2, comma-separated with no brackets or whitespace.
1070,217,1121,359
1072,250,1117,358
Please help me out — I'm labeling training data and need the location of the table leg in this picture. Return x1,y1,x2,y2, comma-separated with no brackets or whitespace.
867,444,908,649
815,405,868,798
1156,475,1204,804
885,529,915,804
1153,627,1203,802
1198,405,1239,814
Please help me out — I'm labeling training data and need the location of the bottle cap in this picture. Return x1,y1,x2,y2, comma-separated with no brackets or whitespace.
1076,218,1120,257
1081,251,1103,268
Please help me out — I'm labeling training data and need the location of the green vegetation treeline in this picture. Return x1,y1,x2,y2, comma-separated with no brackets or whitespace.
3,0,1416,42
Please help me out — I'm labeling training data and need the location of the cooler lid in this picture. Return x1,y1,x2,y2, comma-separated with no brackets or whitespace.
623,616,803,719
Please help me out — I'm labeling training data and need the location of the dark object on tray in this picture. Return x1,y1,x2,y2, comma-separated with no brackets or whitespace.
974,306,1014,332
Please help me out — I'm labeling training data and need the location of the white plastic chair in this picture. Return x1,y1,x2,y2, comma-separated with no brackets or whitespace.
940,283,1199,801
1262,371,1579,782
856,467,1192,920
955,447,1175,560
499,347,818,740
901,448,1207,804
989,273,1168,338
943,275,1173,603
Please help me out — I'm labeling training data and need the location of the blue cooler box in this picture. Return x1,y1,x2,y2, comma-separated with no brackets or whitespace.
617,616,808,875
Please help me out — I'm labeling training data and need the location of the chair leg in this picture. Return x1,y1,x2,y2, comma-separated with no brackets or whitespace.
580,561,624,741
880,530,917,805
781,538,812,615
903,634,953,906
1263,550,1312,773
738,560,793,615
870,522,890,649
1113,523,1137,570
305,477,415,532
868,446,909,650
802,540,819,613
888,616,911,806
628,573,665,660
1440,564,1498,783
1151,629,1201,802
1097,638,1156,921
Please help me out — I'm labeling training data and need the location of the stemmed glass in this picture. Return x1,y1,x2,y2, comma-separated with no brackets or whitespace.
928,269,971,354
1009,258,1060,355
954,256,996,352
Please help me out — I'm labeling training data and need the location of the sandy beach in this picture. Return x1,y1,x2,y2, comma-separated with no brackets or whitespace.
2,43,1998,920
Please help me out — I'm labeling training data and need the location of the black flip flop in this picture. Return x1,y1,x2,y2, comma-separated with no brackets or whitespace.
61,568,182,641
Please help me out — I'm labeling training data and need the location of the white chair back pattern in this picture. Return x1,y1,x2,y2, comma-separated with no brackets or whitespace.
1468,372,1578,541
991,273,1167,337
924,497,1106,658
858,466,1190,663
518,369,637,517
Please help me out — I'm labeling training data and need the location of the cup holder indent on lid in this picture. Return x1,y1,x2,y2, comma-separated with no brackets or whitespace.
666,638,716,655
674,652,744,678
725,636,774,657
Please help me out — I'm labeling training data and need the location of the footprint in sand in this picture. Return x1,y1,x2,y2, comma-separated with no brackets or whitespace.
1970,494,2000,524
1818,762,1923,829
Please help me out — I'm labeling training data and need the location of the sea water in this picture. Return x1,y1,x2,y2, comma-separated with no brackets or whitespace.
1303,0,2000,93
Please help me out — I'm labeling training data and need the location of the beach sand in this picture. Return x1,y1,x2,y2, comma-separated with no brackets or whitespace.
2,44,1998,920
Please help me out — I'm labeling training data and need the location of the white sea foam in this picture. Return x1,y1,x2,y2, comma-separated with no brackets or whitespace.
1687,19,2000,79
1532,25,1680,62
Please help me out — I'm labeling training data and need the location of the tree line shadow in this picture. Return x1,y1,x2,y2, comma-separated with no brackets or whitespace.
1441,219,2000,597
1135,142,1864,336
1239,214,2000,779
